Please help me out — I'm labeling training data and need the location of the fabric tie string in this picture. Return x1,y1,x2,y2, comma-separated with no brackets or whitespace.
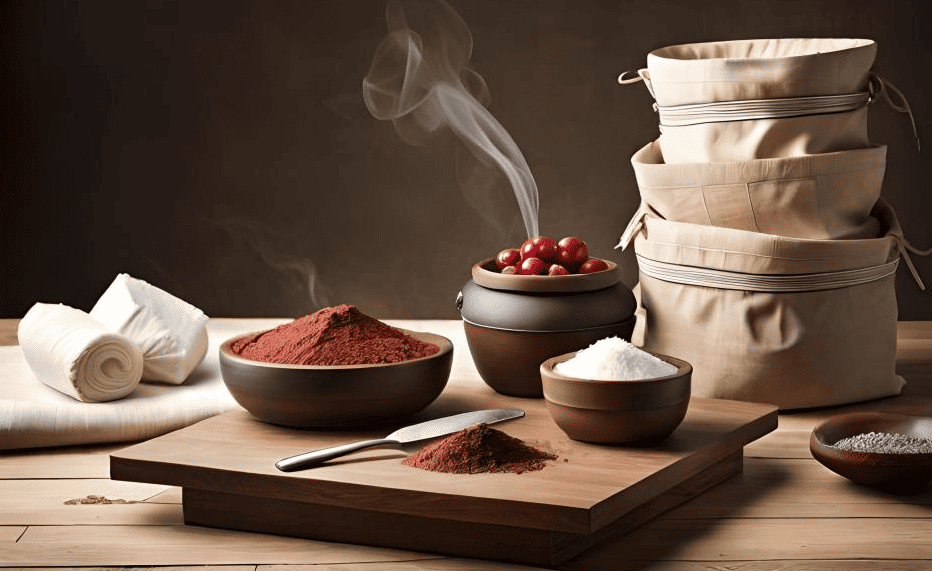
616,201,654,251
637,255,899,293
869,73,921,151
892,234,932,291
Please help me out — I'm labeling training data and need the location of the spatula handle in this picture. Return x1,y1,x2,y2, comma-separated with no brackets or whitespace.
275,438,402,472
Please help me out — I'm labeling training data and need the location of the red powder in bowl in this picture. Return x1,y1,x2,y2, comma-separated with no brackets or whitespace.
229,304,439,366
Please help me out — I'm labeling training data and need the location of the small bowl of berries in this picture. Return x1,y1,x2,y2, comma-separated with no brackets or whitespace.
457,236,637,398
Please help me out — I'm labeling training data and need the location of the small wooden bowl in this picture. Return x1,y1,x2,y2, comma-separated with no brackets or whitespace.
810,412,932,492
219,330,453,429
540,351,691,444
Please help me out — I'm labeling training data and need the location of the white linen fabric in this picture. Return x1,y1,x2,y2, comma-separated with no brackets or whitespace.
17,303,144,403
90,273,209,385
0,320,267,450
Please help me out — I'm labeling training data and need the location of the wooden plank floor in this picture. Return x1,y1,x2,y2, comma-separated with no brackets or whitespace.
1,318,931,570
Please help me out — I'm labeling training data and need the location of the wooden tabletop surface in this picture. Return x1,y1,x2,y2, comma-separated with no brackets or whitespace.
2,318,932,570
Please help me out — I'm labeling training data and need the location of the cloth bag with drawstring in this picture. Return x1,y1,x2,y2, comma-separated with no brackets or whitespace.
617,38,928,409
619,38,918,164
625,200,929,410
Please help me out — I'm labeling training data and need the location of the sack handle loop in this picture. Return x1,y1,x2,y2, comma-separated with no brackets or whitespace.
618,69,655,98
616,201,658,251
617,70,642,85
869,73,921,151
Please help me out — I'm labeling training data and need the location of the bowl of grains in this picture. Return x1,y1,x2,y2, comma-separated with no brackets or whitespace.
540,337,691,444
219,304,454,428
810,412,932,492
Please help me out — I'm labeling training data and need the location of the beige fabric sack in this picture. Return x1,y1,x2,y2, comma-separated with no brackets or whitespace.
624,140,885,241
628,198,916,410
620,38,917,163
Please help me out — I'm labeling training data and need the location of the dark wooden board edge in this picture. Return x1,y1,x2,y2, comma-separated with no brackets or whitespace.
552,450,742,564
180,450,743,567
110,453,593,534
110,401,778,536
587,404,777,530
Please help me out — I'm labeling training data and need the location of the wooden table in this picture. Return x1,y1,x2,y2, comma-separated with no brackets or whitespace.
2,318,932,570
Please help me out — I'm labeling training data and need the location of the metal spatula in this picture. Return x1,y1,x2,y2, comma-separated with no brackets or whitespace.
275,408,525,472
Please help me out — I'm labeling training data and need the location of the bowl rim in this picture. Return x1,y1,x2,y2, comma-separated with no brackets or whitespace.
810,411,932,460
471,257,620,293
219,328,454,370
540,349,692,385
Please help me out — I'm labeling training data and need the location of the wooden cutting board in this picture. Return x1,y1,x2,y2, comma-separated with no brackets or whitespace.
110,384,777,566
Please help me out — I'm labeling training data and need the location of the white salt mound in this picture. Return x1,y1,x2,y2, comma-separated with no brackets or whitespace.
554,337,678,381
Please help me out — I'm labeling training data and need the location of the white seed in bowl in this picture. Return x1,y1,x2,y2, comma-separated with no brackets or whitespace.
830,432,932,454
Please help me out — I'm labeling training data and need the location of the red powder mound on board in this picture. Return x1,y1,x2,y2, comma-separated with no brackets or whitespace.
230,304,439,366
403,423,557,474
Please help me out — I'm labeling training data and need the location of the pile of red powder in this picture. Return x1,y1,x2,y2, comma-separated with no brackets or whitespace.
403,423,557,474
230,304,439,366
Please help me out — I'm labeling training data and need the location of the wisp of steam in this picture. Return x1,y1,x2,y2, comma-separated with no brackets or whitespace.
363,0,539,238
210,217,332,312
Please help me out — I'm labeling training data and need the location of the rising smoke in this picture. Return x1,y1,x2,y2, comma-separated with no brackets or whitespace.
210,217,332,313
363,0,539,238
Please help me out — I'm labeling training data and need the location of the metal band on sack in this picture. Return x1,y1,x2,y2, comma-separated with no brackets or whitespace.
636,254,899,293
655,92,869,127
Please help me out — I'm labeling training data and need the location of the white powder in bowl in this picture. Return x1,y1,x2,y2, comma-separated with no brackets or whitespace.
554,337,678,381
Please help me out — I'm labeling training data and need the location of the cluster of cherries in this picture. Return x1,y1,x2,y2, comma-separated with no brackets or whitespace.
494,236,610,276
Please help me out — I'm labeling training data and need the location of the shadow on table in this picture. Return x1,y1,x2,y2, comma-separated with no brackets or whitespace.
558,458,793,571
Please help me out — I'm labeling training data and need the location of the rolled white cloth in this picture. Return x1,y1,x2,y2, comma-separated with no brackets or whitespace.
18,303,144,402
0,319,257,450
90,274,208,385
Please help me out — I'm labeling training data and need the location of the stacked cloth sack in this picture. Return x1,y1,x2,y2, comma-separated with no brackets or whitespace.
617,38,930,409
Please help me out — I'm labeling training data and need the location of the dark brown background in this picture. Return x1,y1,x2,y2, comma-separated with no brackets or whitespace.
2,0,930,319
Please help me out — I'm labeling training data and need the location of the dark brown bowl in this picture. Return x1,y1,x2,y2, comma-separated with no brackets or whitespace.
540,351,691,444
464,318,636,398
219,330,453,428
810,412,932,492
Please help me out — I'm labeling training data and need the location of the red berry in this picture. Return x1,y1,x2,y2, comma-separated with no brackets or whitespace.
557,236,589,272
495,248,521,270
500,265,518,274
548,264,569,276
520,236,559,263
578,258,609,274
517,257,549,275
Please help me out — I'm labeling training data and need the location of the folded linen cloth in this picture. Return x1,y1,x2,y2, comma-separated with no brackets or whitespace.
18,303,144,403
90,273,209,385
0,320,270,450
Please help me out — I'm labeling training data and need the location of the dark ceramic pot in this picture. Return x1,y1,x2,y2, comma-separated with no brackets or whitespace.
457,258,637,398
